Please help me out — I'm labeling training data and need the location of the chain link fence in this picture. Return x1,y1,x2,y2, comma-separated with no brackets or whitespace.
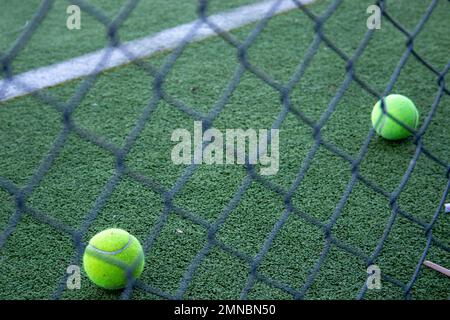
0,0,449,299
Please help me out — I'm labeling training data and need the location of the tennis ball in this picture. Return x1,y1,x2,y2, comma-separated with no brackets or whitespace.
371,94,419,140
83,228,145,290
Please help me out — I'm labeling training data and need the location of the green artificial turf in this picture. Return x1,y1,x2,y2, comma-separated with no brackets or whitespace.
0,0,260,77
0,0,449,300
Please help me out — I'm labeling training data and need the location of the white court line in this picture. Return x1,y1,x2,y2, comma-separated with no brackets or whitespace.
0,0,314,102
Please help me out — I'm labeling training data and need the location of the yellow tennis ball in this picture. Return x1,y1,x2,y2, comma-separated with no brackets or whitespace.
83,228,145,290
371,94,419,140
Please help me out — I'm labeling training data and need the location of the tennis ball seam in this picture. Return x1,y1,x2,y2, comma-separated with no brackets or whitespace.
88,234,132,255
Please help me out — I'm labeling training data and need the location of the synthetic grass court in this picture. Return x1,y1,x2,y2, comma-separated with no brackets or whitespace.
0,0,449,299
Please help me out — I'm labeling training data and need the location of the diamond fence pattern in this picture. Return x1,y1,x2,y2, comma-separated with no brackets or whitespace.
0,0,449,300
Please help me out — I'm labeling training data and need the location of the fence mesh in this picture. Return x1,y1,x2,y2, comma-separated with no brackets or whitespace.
0,0,449,300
